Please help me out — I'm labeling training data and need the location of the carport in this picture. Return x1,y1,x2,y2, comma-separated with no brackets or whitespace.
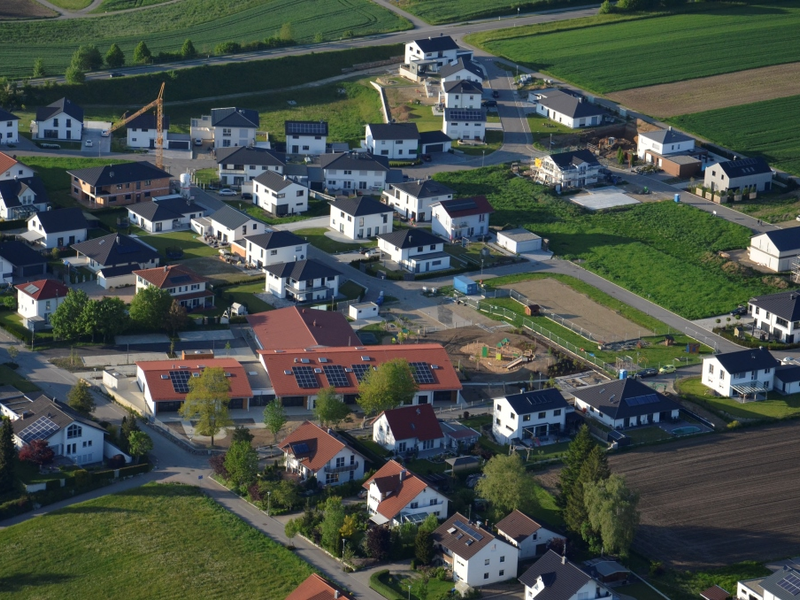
731,383,769,402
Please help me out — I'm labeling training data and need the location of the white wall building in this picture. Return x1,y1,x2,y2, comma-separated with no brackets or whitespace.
364,123,420,160
748,229,800,273
439,58,483,84
285,121,328,156
234,230,308,270
704,157,773,193
404,36,462,71
15,279,69,330
364,460,449,526
0,108,20,145
321,152,389,193
279,421,366,486
372,404,445,454
495,510,560,560
193,205,262,243
536,150,602,188
383,179,455,222
441,79,483,109
637,127,695,160
133,264,214,312
0,153,35,181
126,195,208,234
330,196,393,241
431,195,493,241
264,259,340,302
0,177,48,221
520,551,612,600
377,228,450,274
573,378,681,430
27,207,88,249
253,170,308,216
702,347,779,400
492,388,570,445
216,146,285,186
443,108,486,141
126,114,169,149
532,90,605,129
496,229,542,254
32,98,83,141
749,291,800,344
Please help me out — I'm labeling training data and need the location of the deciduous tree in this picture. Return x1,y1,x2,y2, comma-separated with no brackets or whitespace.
179,367,232,445
32,58,45,78
19,439,54,465
50,289,90,340
366,526,391,560
415,529,434,565
584,474,640,557
279,23,295,42
6,345,19,364
67,379,95,416
105,43,125,68
231,425,254,446
224,439,258,487
0,417,16,493
314,387,350,428
128,430,153,464
71,45,103,71
320,496,346,555
476,453,539,518
129,286,172,331
263,399,287,443
180,39,197,59
164,299,189,336
118,411,140,454
81,297,129,342
65,65,85,85
357,358,418,423
133,41,152,65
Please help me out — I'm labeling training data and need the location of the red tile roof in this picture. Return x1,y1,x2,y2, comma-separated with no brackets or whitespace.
495,509,543,543
259,344,462,398
701,586,731,600
133,264,209,288
279,421,360,474
433,512,501,560
0,152,19,175
15,279,69,301
247,307,357,351
378,404,443,442
363,460,432,521
285,574,354,600
435,195,494,218
135,358,252,402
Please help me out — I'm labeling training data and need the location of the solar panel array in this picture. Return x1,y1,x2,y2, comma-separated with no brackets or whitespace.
293,366,319,389
286,121,327,135
169,370,192,394
291,442,310,455
323,365,350,388
18,416,60,444
170,275,192,284
351,364,372,383
410,362,436,385
453,519,483,541
447,109,483,121
626,393,660,407
778,574,800,596
444,199,477,212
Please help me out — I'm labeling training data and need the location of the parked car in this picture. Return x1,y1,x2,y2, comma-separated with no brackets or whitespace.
421,154,432,162
109,72,124,78
659,364,677,374
218,188,236,196
730,306,747,316
636,367,658,378
482,100,497,108
194,138,203,146
84,139,93,147
491,90,500,98
241,192,253,201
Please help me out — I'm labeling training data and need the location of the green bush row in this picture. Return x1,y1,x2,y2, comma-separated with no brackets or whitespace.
369,570,405,600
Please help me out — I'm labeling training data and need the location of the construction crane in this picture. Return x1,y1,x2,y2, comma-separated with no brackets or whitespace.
106,82,166,170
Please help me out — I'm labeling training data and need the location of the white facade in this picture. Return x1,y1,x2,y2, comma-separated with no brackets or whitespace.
134,275,211,310
195,214,262,243
442,84,482,109
377,238,450,273
441,68,482,84
701,355,776,398
537,154,601,188
748,232,800,273
750,301,800,343
0,117,19,145
0,160,34,181
431,206,488,240
384,185,453,222
27,215,87,249
33,114,82,141
492,396,568,445
45,421,104,465
127,127,160,149
443,118,485,142
253,177,308,216
534,102,602,129
574,397,679,430
324,168,387,193
287,134,326,156
330,207,392,241
404,41,459,68
372,413,445,453
637,130,695,159
496,526,560,561
525,572,603,600
286,445,365,487
266,269,339,301
213,125,255,150
219,162,282,186
496,229,542,254
448,538,518,588
366,477,449,526
243,239,308,269
16,289,66,329
349,301,378,320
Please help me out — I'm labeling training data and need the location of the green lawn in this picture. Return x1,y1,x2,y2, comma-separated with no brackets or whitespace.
677,376,800,421
227,199,331,226
471,1,800,94
397,0,579,24
0,364,41,394
0,484,314,599
95,0,170,10
528,113,579,149
669,95,800,176
623,426,673,445
728,194,800,224
456,130,504,156
219,281,274,314
49,0,92,9
652,562,770,600
293,228,367,254
339,280,366,301
372,571,453,600
531,481,563,527
138,230,219,260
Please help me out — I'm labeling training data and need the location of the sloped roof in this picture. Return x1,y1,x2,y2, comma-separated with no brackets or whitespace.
254,169,297,192
434,195,493,218
133,264,208,289
432,512,505,560
71,233,159,267
439,58,483,79
363,460,436,521
264,259,340,281
0,241,46,267
67,161,171,186
127,197,201,222
136,358,252,402
538,91,605,119
15,279,69,301
443,79,483,95
717,157,771,178
548,149,600,170
210,107,259,128
0,177,48,208
700,585,731,600
9,395,102,443
216,145,285,168
0,108,19,122
519,550,595,600
712,346,779,375
495,509,545,543
286,121,329,136
391,179,454,199
126,114,170,130
378,228,443,250
749,290,800,321
0,152,20,175
209,205,253,229
413,36,460,53
331,196,391,217
639,128,693,145
33,207,87,233
285,574,354,600
367,123,420,141
760,566,800,600
572,378,680,420
279,421,361,474
758,228,800,252
244,230,306,251
246,306,356,351
320,152,389,173
419,131,453,146
378,404,443,442
35,98,83,123
775,364,800,384
503,388,569,415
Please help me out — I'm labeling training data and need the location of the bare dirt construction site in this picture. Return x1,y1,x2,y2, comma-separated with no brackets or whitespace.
500,278,642,343
608,62,800,118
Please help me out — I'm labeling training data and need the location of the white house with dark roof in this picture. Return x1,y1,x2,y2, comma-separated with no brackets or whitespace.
492,388,571,445
495,510,560,560
533,90,606,129
252,170,308,216
748,229,800,273
443,108,486,141
0,177,48,221
16,279,69,330
321,152,390,193
330,196,393,240
372,403,445,455
439,58,483,83
31,98,83,141
0,241,48,282
704,157,773,193
364,123,420,160
749,291,800,343
133,264,213,311
520,550,611,600
536,150,601,188
0,108,20,145
126,195,209,233
738,565,800,600
216,146,285,186
232,230,308,269
191,205,262,243
431,195,493,241
265,259,340,301
69,233,160,289
573,378,680,429
26,207,87,249
364,460,449,526
383,179,455,222
213,107,259,149
67,161,172,207
285,121,328,156
377,228,449,273
637,127,695,160
403,36,472,78
441,79,484,109
420,130,453,155
702,346,780,400
126,114,170,149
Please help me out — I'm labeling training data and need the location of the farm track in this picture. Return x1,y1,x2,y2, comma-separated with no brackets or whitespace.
609,422,800,568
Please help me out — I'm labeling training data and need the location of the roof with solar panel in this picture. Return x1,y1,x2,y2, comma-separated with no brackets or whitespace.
443,108,486,122
136,358,253,402
433,512,508,560
433,195,494,218
285,120,329,136
278,421,365,473
761,567,800,600
7,394,104,443
15,279,69,301
502,388,570,415
572,378,680,420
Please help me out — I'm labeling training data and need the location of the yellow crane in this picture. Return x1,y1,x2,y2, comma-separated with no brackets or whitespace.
106,82,166,170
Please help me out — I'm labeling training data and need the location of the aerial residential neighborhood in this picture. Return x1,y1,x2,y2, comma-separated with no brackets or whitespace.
1,2,800,600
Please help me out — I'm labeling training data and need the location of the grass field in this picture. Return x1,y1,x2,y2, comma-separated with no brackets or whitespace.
0,483,314,599
22,156,133,209
669,94,800,176
95,0,170,11
397,0,584,25
0,364,41,393
138,230,219,260
0,0,56,20
435,166,779,319
49,0,93,9
0,0,409,78
220,280,274,313
677,377,800,421
472,2,800,93
730,194,800,224
293,228,371,253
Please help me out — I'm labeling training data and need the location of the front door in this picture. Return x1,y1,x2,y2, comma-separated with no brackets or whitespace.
66,131,71,140
57,237,63,247
367,227,372,237
155,222,162,232
292,145,299,153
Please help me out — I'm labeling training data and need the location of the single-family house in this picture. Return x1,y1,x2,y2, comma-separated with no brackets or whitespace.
279,420,366,486
533,90,606,129
496,229,542,254
439,58,483,83
285,121,328,156
637,127,695,160
210,107,259,149
383,179,455,222
69,233,160,289
441,80,484,109
257,344,462,409
495,510,560,560
372,403,445,455
403,36,471,78
133,264,213,311
536,150,601,188
0,177,48,221
431,195,493,241
136,358,253,415
15,279,69,330
330,196,393,240
440,421,480,450
492,388,571,445
432,512,519,587
265,259,341,302
443,108,486,141
67,161,172,207
377,228,450,273
704,157,773,193
0,152,35,181
0,108,20,145
321,152,390,193
246,305,357,351
126,195,208,233
520,550,612,600
364,123,420,160
126,114,170,149
738,565,800,600
26,208,88,249
191,205,262,243
749,290,800,343
3,394,106,465
216,146,285,186
573,378,681,429
286,574,355,600
364,460,449,526
231,230,308,269
701,346,779,400
252,170,308,216
31,98,83,141
0,241,48,282
748,229,800,273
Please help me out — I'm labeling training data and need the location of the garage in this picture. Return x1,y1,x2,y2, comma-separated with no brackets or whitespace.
496,228,543,254
426,144,444,153
420,130,452,154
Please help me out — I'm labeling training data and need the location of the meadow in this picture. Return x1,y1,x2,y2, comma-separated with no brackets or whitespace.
0,484,314,599
435,167,782,319
472,1,800,93
95,0,170,10
396,0,587,25
0,0,409,78
669,94,800,176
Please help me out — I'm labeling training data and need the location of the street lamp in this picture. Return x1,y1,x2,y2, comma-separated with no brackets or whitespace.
267,490,271,516
408,584,412,600
517,7,520,17
482,150,485,168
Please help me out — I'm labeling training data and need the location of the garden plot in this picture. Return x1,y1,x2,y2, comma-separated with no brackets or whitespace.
569,188,639,211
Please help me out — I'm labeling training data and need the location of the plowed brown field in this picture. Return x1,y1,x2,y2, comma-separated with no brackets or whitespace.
0,0,55,19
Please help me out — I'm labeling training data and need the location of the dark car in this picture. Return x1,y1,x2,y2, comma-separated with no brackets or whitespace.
491,90,500,98
730,306,747,317
422,154,432,162
637,368,658,378
482,100,497,108
241,192,253,201
109,72,124,78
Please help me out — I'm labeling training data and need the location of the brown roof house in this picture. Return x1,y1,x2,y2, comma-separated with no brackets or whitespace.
133,264,214,312
372,404,445,456
68,161,172,207
363,460,449,526
279,421,366,488
285,574,354,600
495,509,561,560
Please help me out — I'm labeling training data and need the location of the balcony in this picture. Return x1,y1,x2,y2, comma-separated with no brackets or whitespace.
325,461,360,474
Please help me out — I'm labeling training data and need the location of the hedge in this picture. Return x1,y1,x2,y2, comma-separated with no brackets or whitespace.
0,495,32,520
369,570,405,600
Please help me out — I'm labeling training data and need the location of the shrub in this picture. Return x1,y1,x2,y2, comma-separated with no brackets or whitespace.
45,479,62,491
209,454,228,478
107,454,126,469
73,469,91,489
727,420,742,429
0,495,32,520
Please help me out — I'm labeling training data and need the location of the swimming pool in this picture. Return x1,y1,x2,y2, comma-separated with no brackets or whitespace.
672,426,702,436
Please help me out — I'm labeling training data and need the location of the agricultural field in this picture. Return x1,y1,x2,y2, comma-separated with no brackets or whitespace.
434,167,782,319
0,484,314,599
609,421,800,568
0,0,409,78
0,0,55,20
669,94,800,176
95,0,170,10
49,0,92,10
397,0,580,24
471,1,800,94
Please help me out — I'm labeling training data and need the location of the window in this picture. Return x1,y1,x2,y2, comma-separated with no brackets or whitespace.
410,501,419,509
336,456,345,467
708,364,714,375
67,424,82,439
483,573,489,580
296,190,304,197
499,570,505,577
429,498,438,506
495,418,500,425
554,409,561,416
500,556,505,563
429,244,436,250
326,472,339,484
270,249,278,256
222,128,232,136
523,414,530,422
538,412,546,419
720,371,725,381
144,180,152,186
485,559,490,566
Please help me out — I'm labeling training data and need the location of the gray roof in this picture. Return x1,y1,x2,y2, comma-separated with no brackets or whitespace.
244,230,306,250
126,114,169,130
639,128,693,145
420,130,452,145
443,108,486,122
264,259,340,280
67,161,171,187
391,179,454,199
209,205,253,229
775,364,800,384
33,207,87,233
378,228,443,249
713,347,780,375
503,388,569,415
413,36,460,53
367,123,420,141
321,152,389,173
519,551,595,600
127,197,202,222
0,241,46,267
71,233,159,267
0,108,19,122
760,566,800,600
443,79,483,95
572,378,680,420
499,228,540,242
9,394,103,443
285,121,328,136
254,170,297,192
749,290,800,321
439,58,483,79
211,107,259,128
548,149,600,170
216,145,285,168
538,90,606,119
717,157,771,179
331,196,390,217
35,98,83,123
759,228,800,252
0,177,48,209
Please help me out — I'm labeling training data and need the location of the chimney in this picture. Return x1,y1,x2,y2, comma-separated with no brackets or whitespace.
399,469,406,482
164,265,168,272
335,592,340,599
562,554,566,565
313,319,317,327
